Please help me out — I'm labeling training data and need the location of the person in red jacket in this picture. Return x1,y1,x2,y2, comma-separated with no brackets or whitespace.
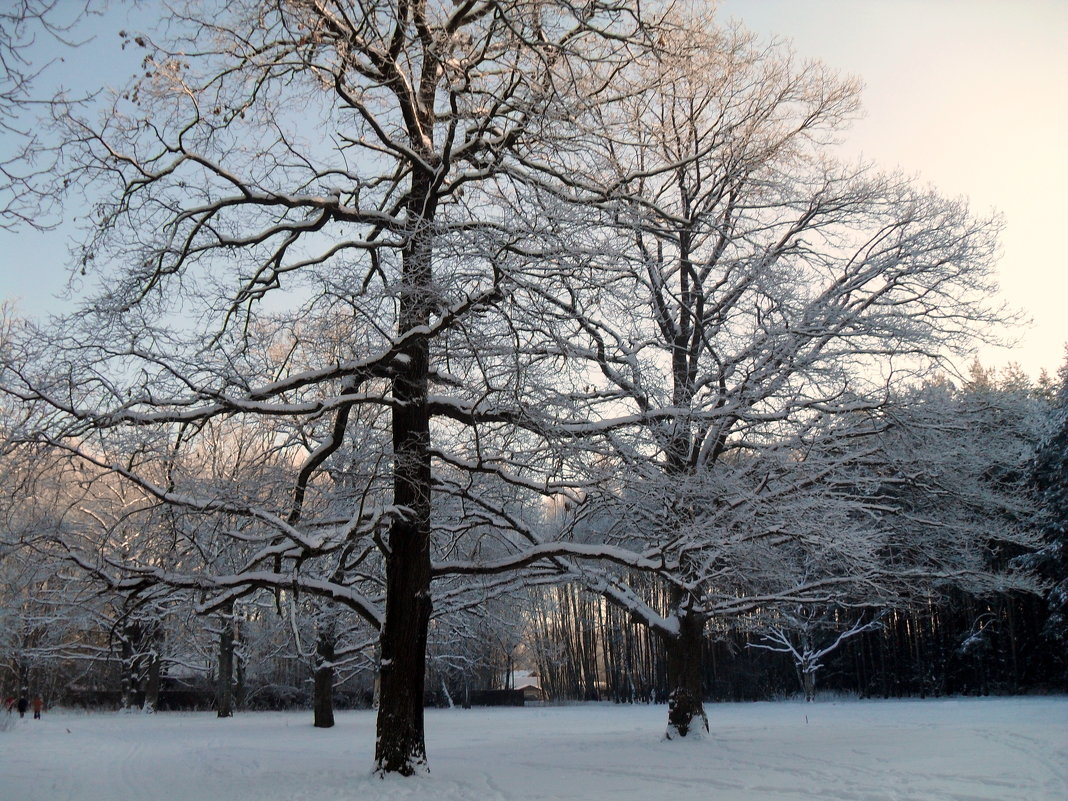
32,696,43,719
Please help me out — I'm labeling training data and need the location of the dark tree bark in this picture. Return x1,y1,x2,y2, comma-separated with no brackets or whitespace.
17,659,29,697
313,615,337,729
234,646,246,711
142,639,161,713
139,619,163,713
374,450,432,774
663,610,708,739
798,631,816,702
119,633,135,711
216,606,235,718
374,171,437,776
142,652,161,712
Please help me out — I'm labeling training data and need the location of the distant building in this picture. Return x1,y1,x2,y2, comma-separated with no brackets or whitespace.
509,670,547,703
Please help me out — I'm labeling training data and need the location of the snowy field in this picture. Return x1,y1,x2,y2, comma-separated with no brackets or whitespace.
2,696,1065,801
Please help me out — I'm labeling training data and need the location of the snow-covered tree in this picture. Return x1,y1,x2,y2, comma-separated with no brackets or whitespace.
0,0,680,774
1015,348,1068,683
510,17,1032,737
0,1,1049,765
749,607,883,702
0,0,97,230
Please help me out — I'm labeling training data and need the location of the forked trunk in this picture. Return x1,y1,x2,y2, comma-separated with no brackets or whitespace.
663,612,708,739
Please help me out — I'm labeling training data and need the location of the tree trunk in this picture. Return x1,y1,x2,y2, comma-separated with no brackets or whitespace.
234,648,246,711
217,606,234,718
313,615,337,729
800,631,816,702
143,649,161,713
374,170,436,776
663,611,708,739
374,502,432,774
119,635,135,711
141,620,162,713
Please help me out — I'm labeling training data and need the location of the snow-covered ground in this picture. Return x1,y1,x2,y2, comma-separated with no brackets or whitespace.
2,696,1065,801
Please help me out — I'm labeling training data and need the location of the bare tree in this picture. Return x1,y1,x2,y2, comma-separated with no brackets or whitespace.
507,18,1029,737
0,0,95,229
749,607,883,702
0,0,671,775
1,1,1042,766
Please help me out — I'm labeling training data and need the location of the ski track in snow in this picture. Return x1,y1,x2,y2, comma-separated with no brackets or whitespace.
1,696,1065,801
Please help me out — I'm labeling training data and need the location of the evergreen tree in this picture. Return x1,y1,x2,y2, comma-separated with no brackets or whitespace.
1019,347,1068,685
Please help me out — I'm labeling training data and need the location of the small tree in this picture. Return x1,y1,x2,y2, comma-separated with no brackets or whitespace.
749,607,883,702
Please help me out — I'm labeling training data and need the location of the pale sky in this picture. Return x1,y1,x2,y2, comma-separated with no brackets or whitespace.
1,0,1065,378
718,0,1068,379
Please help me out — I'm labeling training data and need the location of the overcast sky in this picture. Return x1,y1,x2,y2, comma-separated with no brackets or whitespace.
2,0,1065,378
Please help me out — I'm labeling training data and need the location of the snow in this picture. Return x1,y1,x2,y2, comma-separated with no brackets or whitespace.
2,697,1065,801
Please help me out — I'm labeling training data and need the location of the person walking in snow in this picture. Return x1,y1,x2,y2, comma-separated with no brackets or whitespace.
16,696,28,718
32,696,42,719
